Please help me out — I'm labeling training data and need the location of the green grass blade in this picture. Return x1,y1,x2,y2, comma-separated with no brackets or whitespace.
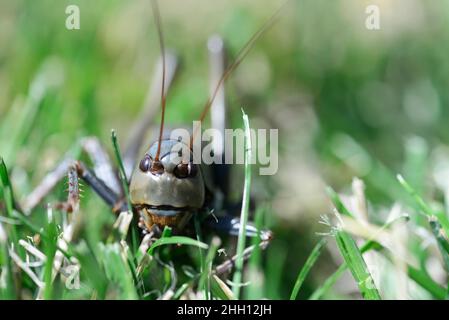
232,109,252,299
309,237,379,300
334,230,382,300
193,215,206,297
0,158,21,257
407,265,447,299
309,263,346,300
311,239,446,300
397,174,449,237
72,241,108,299
398,174,449,293
211,275,234,300
0,227,16,299
429,219,449,275
326,186,353,217
111,130,132,212
1,74,48,164
198,237,221,300
310,214,406,299
111,130,138,252
148,236,209,255
161,226,173,238
0,158,15,218
323,185,443,300
245,205,267,299
98,243,138,299
43,211,58,300
290,237,327,300
173,282,190,300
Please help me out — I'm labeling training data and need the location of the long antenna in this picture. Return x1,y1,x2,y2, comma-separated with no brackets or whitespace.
151,0,166,162
191,1,289,143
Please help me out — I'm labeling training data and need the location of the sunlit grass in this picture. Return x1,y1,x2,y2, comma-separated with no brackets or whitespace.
2,0,449,301
0,105,270,300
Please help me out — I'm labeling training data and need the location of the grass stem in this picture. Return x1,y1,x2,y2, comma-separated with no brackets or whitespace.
232,109,252,299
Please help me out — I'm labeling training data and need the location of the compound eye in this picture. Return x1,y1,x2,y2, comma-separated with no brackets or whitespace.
188,163,198,177
139,155,151,172
174,163,197,179
174,163,189,178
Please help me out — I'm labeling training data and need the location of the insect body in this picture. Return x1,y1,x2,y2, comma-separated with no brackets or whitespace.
123,0,284,238
22,0,283,242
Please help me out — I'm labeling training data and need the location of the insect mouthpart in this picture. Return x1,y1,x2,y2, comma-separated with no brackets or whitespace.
140,204,192,215
136,204,193,232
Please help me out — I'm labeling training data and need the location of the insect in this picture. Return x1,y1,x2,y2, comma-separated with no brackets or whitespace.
20,0,284,255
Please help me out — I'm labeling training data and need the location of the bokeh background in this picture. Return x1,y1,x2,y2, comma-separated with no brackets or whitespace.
2,0,449,299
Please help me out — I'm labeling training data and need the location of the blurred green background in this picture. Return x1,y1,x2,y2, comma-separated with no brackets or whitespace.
2,0,449,299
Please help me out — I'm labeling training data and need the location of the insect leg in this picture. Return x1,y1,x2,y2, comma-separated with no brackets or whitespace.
209,215,273,276
23,138,124,213
206,214,272,241
213,239,271,276
123,52,178,178
74,161,127,212
55,163,80,213
80,137,121,195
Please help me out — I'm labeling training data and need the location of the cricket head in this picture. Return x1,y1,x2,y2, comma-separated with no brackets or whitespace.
129,139,205,230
